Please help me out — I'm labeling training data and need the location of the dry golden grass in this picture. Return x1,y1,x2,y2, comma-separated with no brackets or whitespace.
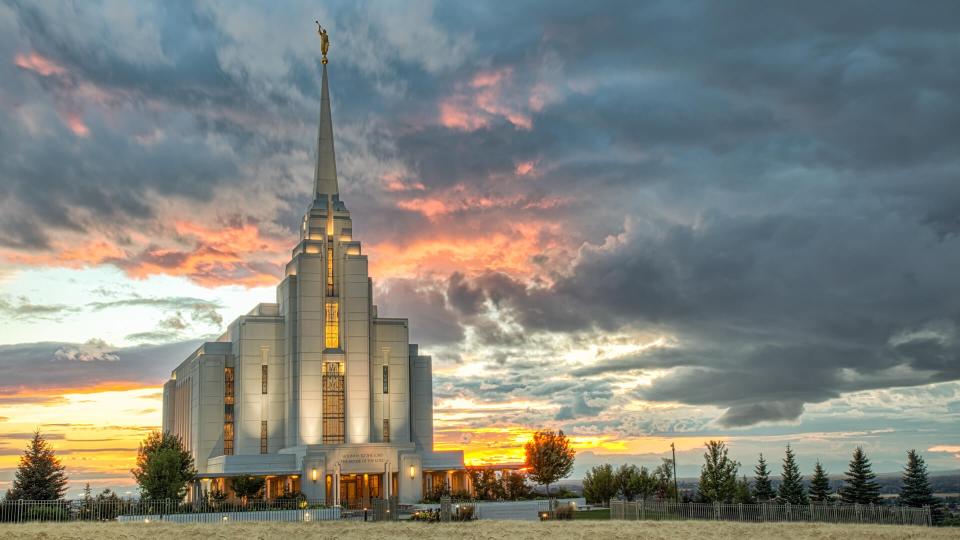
0,520,954,540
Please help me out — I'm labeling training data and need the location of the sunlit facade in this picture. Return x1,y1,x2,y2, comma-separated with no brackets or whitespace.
162,60,465,506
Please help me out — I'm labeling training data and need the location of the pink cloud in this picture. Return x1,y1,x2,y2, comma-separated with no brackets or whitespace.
14,51,66,77
438,67,536,132
64,112,90,137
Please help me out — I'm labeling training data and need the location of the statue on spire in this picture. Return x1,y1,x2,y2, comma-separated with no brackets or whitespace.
316,21,330,64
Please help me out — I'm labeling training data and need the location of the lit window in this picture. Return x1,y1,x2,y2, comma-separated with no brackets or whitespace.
322,362,345,444
383,365,389,394
325,302,339,349
224,367,234,455
326,245,335,296
260,421,268,454
261,365,268,394
223,422,234,456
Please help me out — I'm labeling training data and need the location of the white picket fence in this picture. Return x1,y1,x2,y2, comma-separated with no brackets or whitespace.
609,500,931,526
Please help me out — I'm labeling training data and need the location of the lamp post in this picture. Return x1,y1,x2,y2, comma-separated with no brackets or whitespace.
671,442,679,504
384,460,391,499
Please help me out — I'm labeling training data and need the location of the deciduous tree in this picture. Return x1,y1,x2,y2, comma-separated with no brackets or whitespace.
131,431,197,501
524,430,575,497
229,475,265,504
614,464,641,501
582,464,618,505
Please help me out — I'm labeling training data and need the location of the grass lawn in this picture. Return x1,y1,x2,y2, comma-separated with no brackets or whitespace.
573,508,610,520
1,520,955,539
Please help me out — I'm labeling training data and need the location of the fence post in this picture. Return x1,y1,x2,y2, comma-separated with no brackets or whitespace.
923,505,931,527
786,502,791,522
713,502,719,521
738,503,742,522
640,498,645,521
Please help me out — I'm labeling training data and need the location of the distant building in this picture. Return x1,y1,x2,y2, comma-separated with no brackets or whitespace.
162,57,466,507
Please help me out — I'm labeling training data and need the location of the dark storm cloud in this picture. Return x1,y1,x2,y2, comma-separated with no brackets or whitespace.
2,0,960,430
0,340,203,391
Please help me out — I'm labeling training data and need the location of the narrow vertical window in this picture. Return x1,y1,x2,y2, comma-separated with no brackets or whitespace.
325,302,339,349
260,420,268,454
326,245,335,296
322,362,345,444
382,365,389,394
383,419,390,443
224,367,234,455
261,364,268,394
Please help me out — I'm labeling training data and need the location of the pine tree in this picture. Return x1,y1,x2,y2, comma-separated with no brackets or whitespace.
5,431,68,500
840,446,881,504
753,453,775,502
899,450,941,523
735,475,755,503
697,440,739,503
777,444,808,504
809,460,831,502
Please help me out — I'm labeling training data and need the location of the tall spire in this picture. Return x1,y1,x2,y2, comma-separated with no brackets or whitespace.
314,24,337,197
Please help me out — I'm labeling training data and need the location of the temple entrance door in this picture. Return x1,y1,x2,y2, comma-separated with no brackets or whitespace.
339,473,383,509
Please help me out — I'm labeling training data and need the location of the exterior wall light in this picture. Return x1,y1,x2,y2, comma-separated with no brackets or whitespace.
409,465,416,479
312,467,318,482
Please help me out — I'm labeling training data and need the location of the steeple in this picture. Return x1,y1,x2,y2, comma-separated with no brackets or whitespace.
314,62,338,197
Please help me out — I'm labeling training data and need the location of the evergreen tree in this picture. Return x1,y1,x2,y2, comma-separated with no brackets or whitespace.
582,464,618,505
809,460,831,502
899,450,941,523
777,444,808,504
735,475,755,504
131,431,197,501
697,440,739,503
5,431,68,500
524,430,576,496
840,446,881,504
753,453,775,502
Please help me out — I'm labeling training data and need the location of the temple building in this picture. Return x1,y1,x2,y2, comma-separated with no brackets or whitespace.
161,47,466,506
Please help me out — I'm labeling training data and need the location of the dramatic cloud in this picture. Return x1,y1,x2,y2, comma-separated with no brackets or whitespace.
1,0,959,474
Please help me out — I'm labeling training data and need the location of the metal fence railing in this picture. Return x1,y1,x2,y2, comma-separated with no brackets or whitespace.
0,499,351,524
609,500,931,526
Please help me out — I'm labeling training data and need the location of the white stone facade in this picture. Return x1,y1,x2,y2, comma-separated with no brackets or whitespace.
161,63,465,506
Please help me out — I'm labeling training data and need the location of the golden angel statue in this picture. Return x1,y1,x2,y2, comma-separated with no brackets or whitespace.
316,21,330,64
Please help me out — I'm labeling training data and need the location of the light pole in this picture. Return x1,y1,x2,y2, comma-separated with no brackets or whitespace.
671,442,679,504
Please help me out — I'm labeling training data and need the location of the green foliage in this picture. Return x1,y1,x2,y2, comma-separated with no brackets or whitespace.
582,464,618,505
899,450,942,524
809,460,832,502
697,440,739,503
229,475,265,502
501,470,532,500
735,475,755,504
5,431,68,501
524,430,576,496
466,467,500,499
753,453,775,502
840,446,880,505
131,430,197,501
636,466,660,500
778,444,808,505
614,464,641,501
654,458,675,500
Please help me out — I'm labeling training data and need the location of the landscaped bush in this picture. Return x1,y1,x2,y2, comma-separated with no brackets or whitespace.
554,504,574,520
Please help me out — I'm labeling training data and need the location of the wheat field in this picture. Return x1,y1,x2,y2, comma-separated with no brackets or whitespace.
1,520,955,539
